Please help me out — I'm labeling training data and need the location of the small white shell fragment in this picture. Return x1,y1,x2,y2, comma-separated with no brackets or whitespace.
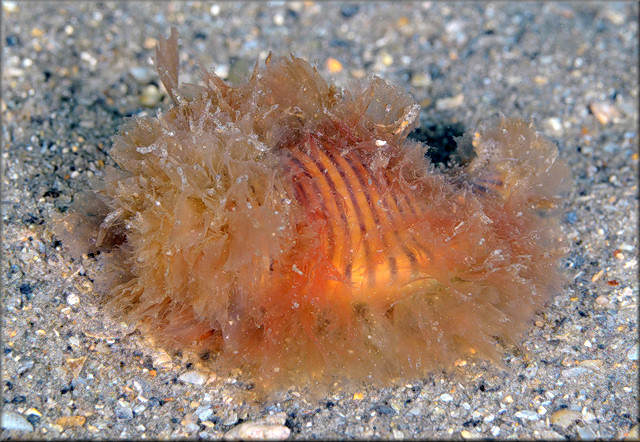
178,370,209,385
1,411,34,432
515,410,540,421
224,412,290,440
67,293,80,305
436,93,464,110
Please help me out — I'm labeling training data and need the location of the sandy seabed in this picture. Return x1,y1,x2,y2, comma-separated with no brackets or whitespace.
2,2,638,439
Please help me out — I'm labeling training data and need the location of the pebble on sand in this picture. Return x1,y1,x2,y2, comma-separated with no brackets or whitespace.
55,415,86,427
224,413,290,440
1,411,34,432
514,410,540,421
550,408,582,428
589,101,621,125
140,84,163,107
178,370,209,386
436,93,464,110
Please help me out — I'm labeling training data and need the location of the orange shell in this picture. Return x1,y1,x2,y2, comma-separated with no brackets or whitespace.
54,28,571,391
